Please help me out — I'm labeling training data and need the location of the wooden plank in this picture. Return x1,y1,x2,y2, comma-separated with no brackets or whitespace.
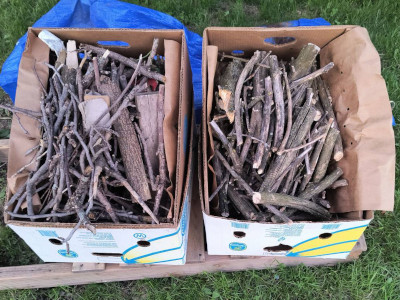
72,263,106,273
0,139,9,163
0,236,365,290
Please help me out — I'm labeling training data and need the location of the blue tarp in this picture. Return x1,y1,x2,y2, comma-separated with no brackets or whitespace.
0,0,331,120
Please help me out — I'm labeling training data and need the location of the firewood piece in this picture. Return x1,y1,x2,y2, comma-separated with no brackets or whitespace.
253,76,272,169
289,43,320,81
119,75,128,90
80,43,166,82
210,120,241,173
257,114,275,175
312,127,340,183
299,167,343,199
227,187,264,221
234,51,261,146
214,149,253,195
317,77,344,161
96,188,119,223
269,55,285,150
286,88,313,148
217,60,244,122
153,85,169,218
260,107,316,192
329,178,348,189
277,67,293,154
252,192,330,220
299,121,332,191
240,51,267,165
146,38,159,66
98,75,151,200
290,62,334,89
218,174,230,217
136,92,159,171
134,123,157,191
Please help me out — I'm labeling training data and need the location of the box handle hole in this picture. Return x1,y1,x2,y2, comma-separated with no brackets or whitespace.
92,252,122,257
233,231,246,238
49,238,63,245
263,244,293,252
137,240,151,247
264,37,296,46
231,50,244,56
97,40,130,47
319,232,332,239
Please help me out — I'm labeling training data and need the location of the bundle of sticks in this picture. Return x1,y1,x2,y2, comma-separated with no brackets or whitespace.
210,43,347,223
2,36,173,244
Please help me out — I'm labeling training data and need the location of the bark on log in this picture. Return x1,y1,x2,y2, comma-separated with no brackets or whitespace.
269,55,285,150
253,76,272,169
98,77,151,200
312,127,339,183
240,51,267,166
299,167,343,199
253,191,330,220
217,60,244,122
234,51,261,146
289,43,320,81
317,77,344,161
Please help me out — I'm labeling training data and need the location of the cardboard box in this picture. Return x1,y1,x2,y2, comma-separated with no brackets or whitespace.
201,26,395,258
5,28,194,264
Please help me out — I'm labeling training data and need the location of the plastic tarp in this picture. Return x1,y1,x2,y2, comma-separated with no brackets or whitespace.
0,0,332,120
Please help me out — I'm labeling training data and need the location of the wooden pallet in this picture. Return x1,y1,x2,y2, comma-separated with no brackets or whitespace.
0,139,367,290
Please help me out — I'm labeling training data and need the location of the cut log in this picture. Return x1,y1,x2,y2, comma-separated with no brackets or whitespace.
289,43,320,81
217,60,244,122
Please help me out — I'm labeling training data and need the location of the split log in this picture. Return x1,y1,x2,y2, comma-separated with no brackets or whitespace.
216,60,243,122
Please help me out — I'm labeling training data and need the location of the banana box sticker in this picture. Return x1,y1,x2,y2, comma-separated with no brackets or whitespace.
203,213,371,259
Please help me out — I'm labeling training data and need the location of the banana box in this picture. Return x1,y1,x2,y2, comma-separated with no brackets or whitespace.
201,26,395,258
5,28,194,264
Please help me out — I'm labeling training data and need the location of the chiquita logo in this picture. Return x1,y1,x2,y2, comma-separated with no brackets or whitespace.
229,242,247,251
58,249,78,258
133,233,147,239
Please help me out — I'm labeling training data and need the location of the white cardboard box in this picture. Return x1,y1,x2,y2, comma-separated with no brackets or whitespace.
203,214,370,259
9,178,192,264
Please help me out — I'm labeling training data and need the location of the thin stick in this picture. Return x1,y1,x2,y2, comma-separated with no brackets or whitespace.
277,67,293,154
234,51,261,146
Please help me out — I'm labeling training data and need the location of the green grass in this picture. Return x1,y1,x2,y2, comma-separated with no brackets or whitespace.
0,0,399,299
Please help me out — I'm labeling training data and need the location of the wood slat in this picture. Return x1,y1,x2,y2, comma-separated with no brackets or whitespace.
0,236,365,290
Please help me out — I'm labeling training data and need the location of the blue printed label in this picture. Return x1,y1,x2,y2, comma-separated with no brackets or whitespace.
133,233,147,239
229,242,247,251
37,230,58,237
231,222,249,229
322,224,340,230
58,250,78,258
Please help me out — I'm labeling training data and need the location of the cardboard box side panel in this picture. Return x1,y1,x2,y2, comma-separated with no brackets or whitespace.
204,26,350,60
6,32,49,197
174,35,193,222
201,30,209,214
203,213,370,259
164,39,182,214
320,27,395,212
30,28,183,57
